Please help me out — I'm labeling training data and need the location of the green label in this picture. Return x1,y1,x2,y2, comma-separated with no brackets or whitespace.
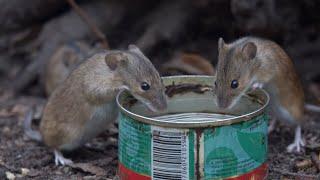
203,114,268,179
118,113,151,176
119,112,268,179
189,130,195,180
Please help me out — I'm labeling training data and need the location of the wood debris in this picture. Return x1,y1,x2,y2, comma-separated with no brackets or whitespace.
162,52,215,76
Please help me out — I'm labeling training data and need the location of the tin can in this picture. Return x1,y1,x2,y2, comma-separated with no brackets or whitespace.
116,75,269,180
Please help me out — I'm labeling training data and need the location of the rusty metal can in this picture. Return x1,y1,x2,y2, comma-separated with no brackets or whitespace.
116,75,269,180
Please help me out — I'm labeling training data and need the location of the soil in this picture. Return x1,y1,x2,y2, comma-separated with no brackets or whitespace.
0,114,119,179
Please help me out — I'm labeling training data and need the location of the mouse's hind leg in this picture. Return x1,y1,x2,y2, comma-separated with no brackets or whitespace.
54,149,73,166
286,126,305,153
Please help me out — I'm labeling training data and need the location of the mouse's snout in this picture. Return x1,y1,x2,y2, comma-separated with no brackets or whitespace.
150,93,168,112
217,94,231,109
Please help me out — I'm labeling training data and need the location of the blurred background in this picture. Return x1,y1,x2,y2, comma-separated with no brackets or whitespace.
0,0,319,179
0,0,319,96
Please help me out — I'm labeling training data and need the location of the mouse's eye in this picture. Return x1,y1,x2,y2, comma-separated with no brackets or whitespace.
141,82,150,91
231,80,239,89
214,81,217,87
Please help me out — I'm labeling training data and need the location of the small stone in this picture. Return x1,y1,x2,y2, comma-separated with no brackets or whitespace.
21,168,30,176
108,137,118,144
83,175,97,180
63,167,70,174
2,126,11,136
5,171,15,180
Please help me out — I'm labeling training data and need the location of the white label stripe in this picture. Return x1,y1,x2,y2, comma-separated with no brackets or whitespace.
151,126,189,180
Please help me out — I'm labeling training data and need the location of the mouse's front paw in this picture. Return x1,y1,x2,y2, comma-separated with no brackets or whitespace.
252,82,264,90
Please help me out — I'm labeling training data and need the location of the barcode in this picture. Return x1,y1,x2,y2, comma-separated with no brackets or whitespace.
151,127,188,180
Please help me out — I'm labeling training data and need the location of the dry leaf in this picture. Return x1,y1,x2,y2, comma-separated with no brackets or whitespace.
69,163,107,176
295,159,312,170
0,109,14,117
20,168,30,176
5,171,15,180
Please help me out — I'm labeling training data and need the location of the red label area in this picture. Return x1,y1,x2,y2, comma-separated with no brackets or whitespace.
118,163,151,180
119,162,267,180
227,163,268,180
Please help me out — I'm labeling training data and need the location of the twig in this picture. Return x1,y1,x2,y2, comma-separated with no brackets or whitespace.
311,152,320,172
66,0,109,49
270,168,318,179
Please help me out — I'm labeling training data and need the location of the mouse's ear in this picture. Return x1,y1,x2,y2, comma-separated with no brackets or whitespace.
218,38,226,51
128,44,144,55
242,42,257,60
105,52,128,70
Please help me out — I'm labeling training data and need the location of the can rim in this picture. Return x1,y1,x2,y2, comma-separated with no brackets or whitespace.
116,75,270,128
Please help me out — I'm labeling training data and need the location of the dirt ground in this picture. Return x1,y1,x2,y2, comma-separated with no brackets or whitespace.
0,98,320,179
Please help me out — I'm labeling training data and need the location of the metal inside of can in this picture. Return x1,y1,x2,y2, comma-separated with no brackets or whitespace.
116,75,269,128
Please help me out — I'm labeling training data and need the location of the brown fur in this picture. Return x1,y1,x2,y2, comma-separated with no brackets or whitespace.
40,46,167,151
44,41,92,95
215,37,304,123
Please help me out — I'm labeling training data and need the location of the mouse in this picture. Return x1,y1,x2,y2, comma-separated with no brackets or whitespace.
214,36,320,153
44,41,94,95
24,45,167,165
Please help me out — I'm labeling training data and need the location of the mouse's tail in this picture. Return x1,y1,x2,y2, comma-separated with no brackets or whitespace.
305,103,320,113
24,108,42,142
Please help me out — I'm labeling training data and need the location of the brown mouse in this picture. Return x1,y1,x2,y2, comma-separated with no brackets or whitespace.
214,36,320,153
44,41,93,95
24,45,167,165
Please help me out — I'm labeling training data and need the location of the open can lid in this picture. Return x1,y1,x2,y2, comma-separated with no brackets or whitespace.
116,75,270,128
